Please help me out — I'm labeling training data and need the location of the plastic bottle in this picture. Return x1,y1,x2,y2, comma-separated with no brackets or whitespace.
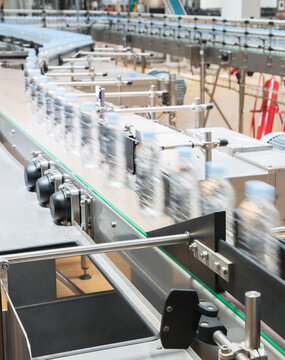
29,69,41,112
200,162,235,244
169,147,200,223
45,82,58,135
237,180,280,275
53,87,67,142
36,75,49,125
63,93,79,154
79,101,99,169
103,112,126,188
24,62,35,103
135,130,163,216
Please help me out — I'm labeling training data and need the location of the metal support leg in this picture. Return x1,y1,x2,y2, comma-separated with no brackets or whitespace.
79,255,91,280
239,69,246,134
204,66,221,126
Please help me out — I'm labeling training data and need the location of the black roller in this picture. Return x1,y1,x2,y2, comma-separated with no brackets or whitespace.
49,190,71,224
36,175,55,206
24,162,41,191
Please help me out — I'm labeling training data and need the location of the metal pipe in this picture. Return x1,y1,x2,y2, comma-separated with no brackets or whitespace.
213,331,250,360
47,72,107,77
77,90,166,98
245,291,261,350
149,84,156,120
47,65,88,70
239,69,246,134
62,57,113,63
117,75,122,106
54,80,131,87
200,41,206,125
194,97,202,128
79,51,153,57
3,233,190,265
114,103,213,114
205,131,212,162
169,73,177,126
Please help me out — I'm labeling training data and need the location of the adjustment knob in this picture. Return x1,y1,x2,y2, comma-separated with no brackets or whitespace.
36,175,55,206
24,162,41,191
49,190,71,224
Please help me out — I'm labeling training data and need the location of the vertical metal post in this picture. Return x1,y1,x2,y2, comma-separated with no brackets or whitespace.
71,63,74,82
133,54,137,71
169,73,177,126
239,69,246,134
245,291,261,350
117,75,122,106
141,50,146,74
149,84,156,120
194,97,202,128
205,131,212,162
100,87,105,108
200,40,206,125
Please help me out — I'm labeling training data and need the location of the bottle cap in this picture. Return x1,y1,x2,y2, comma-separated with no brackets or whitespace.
82,101,96,112
65,93,78,102
206,161,226,176
55,87,67,96
245,180,275,200
105,112,119,123
177,146,192,159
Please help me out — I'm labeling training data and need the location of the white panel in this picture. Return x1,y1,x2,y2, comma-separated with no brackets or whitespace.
222,0,260,19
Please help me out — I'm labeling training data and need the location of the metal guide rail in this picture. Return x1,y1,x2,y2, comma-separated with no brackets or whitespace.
2,11,285,75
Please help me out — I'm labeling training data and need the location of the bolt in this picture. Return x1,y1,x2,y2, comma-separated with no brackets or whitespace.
11,129,16,134
157,346,162,350
1,262,9,270
189,243,197,251
111,221,117,228
166,306,173,313
12,144,16,149
207,306,214,310
221,266,228,275
200,251,208,260
214,261,220,270
220,345,231,354
200,322,209,327
163,325,170,332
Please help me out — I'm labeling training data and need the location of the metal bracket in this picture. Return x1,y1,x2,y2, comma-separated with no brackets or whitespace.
189,239,233,282
80,193,92,234
0,259,9,273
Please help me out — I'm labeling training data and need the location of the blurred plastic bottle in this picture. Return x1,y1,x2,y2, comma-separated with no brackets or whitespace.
135,130,163,216
24,62,35,103
45,82,58,135
200,162,235,244
63,93,79,154
36,75,48,125
29,69,41,112
103,112,126,188
237,180,280,275
79,101,99,169
53,87,67,142
169,147,200,223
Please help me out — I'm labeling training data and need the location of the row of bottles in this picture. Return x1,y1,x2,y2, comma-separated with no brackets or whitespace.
24,51,281,277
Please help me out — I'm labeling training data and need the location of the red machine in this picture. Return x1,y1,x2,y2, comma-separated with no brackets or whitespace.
250,76,285,139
